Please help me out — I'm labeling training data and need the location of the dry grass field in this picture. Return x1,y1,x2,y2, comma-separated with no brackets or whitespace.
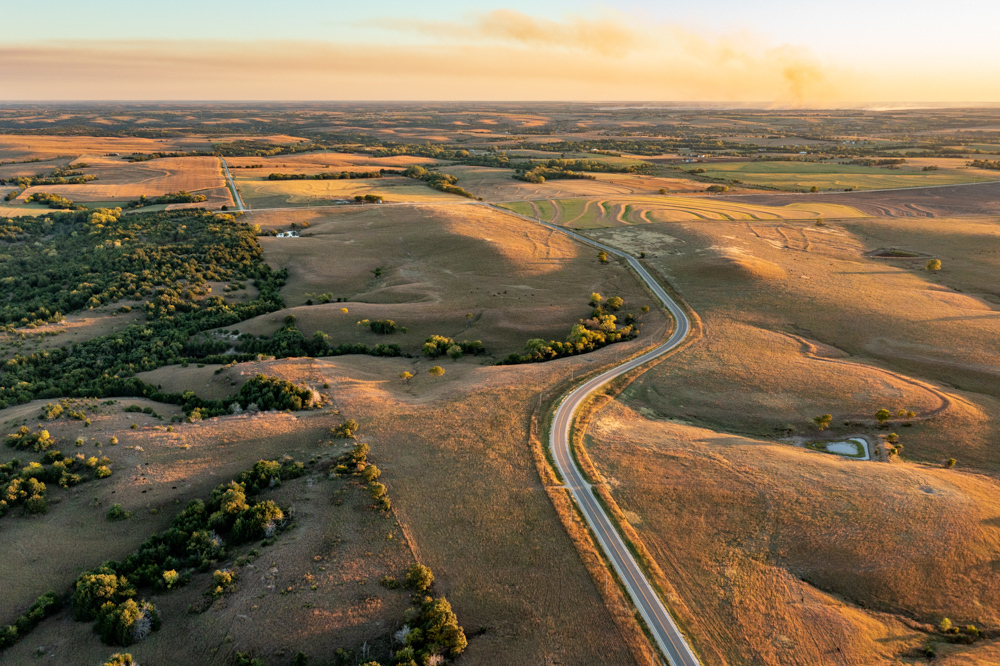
238,204,659,358
446,165,702,202
12,156,232,208
235,176,459,208
0,135,214,162
691,159,997,191
587,212,1000,471
226,151,444,171
720,180,1000,217
501,195,865,228
586,401,1000,665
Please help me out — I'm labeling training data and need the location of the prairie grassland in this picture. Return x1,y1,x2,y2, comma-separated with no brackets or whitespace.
1,427,417,664
587,401,1000,665
226,151,444,171
235,176,459,208
310,352,664,664
0,305,143,360
13,156,231,209
0,134,214,161
242,204,658,357
501,195,865,228
588,213,1000,470
693,159,996,191
446,165,701,202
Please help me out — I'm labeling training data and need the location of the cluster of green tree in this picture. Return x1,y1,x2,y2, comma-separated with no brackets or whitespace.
0,209,286,409
0,592,61,650
1,444,113,518
522,158,648,175
39,399,89,422
499,293,639,365
123,404,160,419
24,192,85,210
221,317,404,363
266,170,399,181
124,151,207,162
368,144,474,160
388,595,468,665
232,374,314,411
62,458,303,647
0,207,268,327
322,563,466,666
421,335,486,360
369,319,398,334
331,440,392,511
848,158,907,168
352,194,385,203
514,167,594,184
0,166,97,195
969,159,1000,170
403,166,477,198
125,191,208,208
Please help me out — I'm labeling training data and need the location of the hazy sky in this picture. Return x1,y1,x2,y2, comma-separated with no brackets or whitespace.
2,1,998,104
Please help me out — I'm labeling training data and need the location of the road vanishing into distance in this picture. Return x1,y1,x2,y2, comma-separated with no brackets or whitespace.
219,157,246,212
495,206,700,666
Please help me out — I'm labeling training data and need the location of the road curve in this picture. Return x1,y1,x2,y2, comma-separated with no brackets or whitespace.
492,205,699,666
219,157,246,212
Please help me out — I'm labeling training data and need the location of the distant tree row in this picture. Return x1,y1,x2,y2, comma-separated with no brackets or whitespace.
500,293,641,364
266,170,400,180
125,191,207,208
404,166,478,198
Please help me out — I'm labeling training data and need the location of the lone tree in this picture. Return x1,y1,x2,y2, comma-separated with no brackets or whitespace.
429,366,445,377
875,408,892,425
399,371,413,381
597,251,609,264
945,458,957,468
927,258,942,271
813,414,833,431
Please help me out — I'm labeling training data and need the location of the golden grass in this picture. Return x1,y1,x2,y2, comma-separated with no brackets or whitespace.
502,195,866,229
240,204,659,358
235,176,459,207
226,151,444,171
587,401,1000,664
446,165,703,202
589,214,1000,471
13,156,231,208
0,135,214,161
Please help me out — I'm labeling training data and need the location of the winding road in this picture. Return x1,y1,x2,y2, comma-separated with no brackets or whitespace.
219,157,246,212
495,206,700,666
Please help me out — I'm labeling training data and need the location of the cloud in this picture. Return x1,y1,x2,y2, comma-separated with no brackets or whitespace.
0,12,995,103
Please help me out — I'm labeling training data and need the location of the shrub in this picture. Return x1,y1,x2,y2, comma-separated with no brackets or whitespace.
706,184,729,193
362,464,381,482
73,568,135,621
945,458,957,468
231,500,283,543
605,297,624,311
875,409,892,424
368,482,387,500
597,251,609,264
399,371,413,381
233,652,264,666
162,570,180,589
405,563,434,592
927,259,942,271
813,414,832,430
332,420,359,438
106,504,132,521
235,374,313,411
446,345,462,360
369,319,397,335
428,366,445,377
95,599,161,646
103,655,138,666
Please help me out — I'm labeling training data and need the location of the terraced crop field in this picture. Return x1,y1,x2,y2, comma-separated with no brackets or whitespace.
500,196,865,228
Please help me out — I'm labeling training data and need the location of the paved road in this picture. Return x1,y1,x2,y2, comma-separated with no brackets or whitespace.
494,206,699,666
219,157,246,212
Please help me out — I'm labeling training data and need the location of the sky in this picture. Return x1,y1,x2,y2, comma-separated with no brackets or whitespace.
1,0,998,104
